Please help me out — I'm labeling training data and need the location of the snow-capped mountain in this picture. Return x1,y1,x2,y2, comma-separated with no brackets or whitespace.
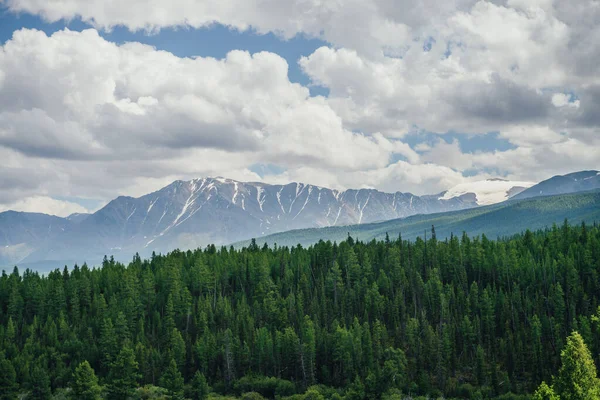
440,178,534,205
4,171,595,270
13,177,478,267
512,170,600,200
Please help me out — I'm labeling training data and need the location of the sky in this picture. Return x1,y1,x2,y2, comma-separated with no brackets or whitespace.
0,0,598,217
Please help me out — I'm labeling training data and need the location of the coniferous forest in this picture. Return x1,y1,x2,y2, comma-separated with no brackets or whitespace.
2,221,600,399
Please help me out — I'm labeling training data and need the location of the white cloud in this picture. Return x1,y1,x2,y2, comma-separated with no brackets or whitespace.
421,139,474,171
499,125,564,147
264,160,472,195
0,196,90,217
552,93,580,108
0,0,599,214
0,0,455,57
0,28,394,169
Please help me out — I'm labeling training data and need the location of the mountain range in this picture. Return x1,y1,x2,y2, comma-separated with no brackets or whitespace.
241,188,600,248
1,170,597,271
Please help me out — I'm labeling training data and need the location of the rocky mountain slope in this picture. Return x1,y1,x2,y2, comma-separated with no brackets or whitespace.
242,189,600,249
513,170,600,200
0,173,580,270
19,177,479,267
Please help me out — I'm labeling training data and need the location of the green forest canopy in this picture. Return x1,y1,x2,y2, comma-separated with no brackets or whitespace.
2,220,600,399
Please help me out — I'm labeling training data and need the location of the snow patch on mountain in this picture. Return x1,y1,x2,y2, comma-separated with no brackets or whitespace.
440,179,535,205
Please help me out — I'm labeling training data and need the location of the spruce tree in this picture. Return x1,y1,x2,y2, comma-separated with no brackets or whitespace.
190,371,209,400
0,357,18,400
106,345,140,400
30,365,52,399
71,361,101,400
554,331,600,400
159,357,184,399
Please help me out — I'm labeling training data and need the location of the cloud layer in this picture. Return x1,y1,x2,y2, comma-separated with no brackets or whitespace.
0,0,599,215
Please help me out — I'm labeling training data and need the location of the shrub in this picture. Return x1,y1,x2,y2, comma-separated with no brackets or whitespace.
233,376,296,398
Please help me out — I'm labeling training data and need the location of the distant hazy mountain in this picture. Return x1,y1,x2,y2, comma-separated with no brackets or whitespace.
66,213,91,224
440,178,534,205
0,211,73,266
3,172,596,271
19,178,479,267
513,170,600,200
241,189,600,249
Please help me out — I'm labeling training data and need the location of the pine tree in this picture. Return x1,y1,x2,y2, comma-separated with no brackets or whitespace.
190,371,209,400
71,361,101,400
106,345,140,400
99,317,118,371
30,365,52,399
159,357,184,399
554,331,600,400
0,357,18,400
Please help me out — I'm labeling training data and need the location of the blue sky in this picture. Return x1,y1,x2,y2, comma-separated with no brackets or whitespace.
0,1,597,216
0,9,328,94
0,8,515,155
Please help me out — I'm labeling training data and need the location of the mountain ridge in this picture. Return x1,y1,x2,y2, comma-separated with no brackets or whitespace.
513,170,600,200
1,172,587,270
0,176,482,268
239,188,600,249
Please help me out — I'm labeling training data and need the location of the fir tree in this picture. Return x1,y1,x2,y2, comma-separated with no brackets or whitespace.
190,371,209,400
0,357,18,400
554,331,600,400
106,345,140,400
159,357,184,399
71,361,101,400
30,365,52,400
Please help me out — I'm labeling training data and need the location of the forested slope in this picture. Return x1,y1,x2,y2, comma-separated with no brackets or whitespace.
244,189,600,248
1,222,600,399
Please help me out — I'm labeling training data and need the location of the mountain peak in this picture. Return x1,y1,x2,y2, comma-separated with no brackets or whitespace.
3,170,599,269
513,170,600,200
9,177,482,267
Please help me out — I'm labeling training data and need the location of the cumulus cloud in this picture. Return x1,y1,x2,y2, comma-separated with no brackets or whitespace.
0,28,396,168
0,196,90,217
0,0,599,213
0,0,460,57
263,160,470,195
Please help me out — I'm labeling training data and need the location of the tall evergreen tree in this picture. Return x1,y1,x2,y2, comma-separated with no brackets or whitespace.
71,361,101,400
190,371,209,400
106,346,140,400
160,357,184,399
30,365,52,400
554,331,600,400
0,357,18,400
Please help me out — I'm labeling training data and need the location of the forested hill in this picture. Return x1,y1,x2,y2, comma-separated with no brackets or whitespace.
243,188,600,248
2,222,600,399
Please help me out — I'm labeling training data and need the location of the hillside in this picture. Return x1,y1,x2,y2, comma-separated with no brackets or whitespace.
1,217,599,399
513,170,600,200
243,189,600,248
